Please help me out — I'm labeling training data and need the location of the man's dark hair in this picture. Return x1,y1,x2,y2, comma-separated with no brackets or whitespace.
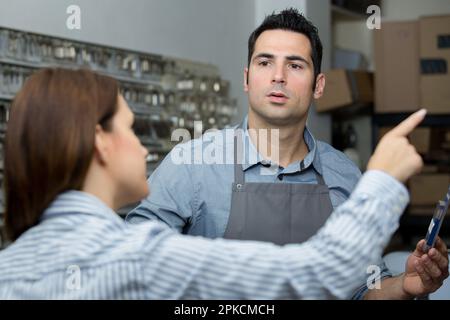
247,8,323,88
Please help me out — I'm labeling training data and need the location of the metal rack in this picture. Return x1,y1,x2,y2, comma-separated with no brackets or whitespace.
0,26,238,166
0,27,238,244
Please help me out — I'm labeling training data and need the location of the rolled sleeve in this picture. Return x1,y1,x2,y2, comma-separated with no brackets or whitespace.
347,170,408,300
350,261,393,300
126,143,197,232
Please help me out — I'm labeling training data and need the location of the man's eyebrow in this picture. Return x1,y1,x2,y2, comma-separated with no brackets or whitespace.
253,53,274,60
285,55,310,65
253,53,311,66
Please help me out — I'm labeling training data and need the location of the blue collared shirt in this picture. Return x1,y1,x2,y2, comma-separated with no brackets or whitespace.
127,116,362,238
0,172,409,299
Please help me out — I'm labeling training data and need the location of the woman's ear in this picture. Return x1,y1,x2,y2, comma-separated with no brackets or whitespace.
94,124,109,165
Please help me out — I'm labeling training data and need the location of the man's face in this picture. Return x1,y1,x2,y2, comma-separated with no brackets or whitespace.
244,29,324,126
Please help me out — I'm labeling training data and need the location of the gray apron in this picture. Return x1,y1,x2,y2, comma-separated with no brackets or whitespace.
223,130,334,245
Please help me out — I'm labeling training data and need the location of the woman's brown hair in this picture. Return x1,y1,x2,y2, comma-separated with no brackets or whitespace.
4,68,119,241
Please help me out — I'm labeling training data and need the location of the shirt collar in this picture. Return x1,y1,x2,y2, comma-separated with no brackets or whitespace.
40,190,123,225
239,115,323,175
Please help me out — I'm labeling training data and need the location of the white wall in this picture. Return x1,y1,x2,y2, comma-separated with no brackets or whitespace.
254,0,307,25
0,0,255,124
1,0,253,62
382,0,450,21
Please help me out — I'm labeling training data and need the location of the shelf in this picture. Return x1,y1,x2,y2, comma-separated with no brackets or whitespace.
373,113,450,127
128,103,163,117
0,26,164,62
0,94,14,101
107,72,161,87
0,57,162,87
331,5,366,21
371,112,450,157
328,102,373,119
0,56,44,69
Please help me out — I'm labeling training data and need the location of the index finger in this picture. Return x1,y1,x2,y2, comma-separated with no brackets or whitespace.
387,109,427,137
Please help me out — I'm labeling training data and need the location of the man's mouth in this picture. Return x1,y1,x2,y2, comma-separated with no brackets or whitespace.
267,91,289,104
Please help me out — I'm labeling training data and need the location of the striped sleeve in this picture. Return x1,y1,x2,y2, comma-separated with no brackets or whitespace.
139,170,409,299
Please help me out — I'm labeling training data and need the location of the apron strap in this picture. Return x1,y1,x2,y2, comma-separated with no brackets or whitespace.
234,128,245,184
314,170,326,185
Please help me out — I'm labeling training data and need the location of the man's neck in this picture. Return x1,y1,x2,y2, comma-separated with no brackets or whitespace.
247,113,309,168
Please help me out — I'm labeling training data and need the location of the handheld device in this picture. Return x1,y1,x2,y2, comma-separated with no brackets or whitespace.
423,185,450,252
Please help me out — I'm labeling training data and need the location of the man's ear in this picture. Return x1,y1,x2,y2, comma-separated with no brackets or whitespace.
94,124,109,165
243,67,249,92
313,73,325,99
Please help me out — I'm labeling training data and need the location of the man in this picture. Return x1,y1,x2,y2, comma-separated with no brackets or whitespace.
127,9,448,299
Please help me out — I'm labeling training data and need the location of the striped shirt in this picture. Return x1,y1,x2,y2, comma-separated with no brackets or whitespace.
0,170,409,299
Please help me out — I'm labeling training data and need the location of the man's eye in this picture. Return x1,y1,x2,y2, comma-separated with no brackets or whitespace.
290,63,303,70
258,60,270,66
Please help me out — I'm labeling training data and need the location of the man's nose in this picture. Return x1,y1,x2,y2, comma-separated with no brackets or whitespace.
272,65,286,84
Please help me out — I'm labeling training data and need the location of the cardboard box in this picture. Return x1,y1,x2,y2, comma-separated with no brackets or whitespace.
430,128,450,151
409,174,450,205
420,15,450,114
410,127,431,154
421,165,439,174
374,21,420,113
315,69,373,112
378,126,430,154
443,131,450,150
408,205,444,216
333,48,368,70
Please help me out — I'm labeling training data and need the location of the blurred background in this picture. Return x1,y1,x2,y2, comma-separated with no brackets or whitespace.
0,0,449,257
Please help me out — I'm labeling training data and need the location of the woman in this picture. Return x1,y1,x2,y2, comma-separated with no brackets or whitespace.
0,68,422,299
